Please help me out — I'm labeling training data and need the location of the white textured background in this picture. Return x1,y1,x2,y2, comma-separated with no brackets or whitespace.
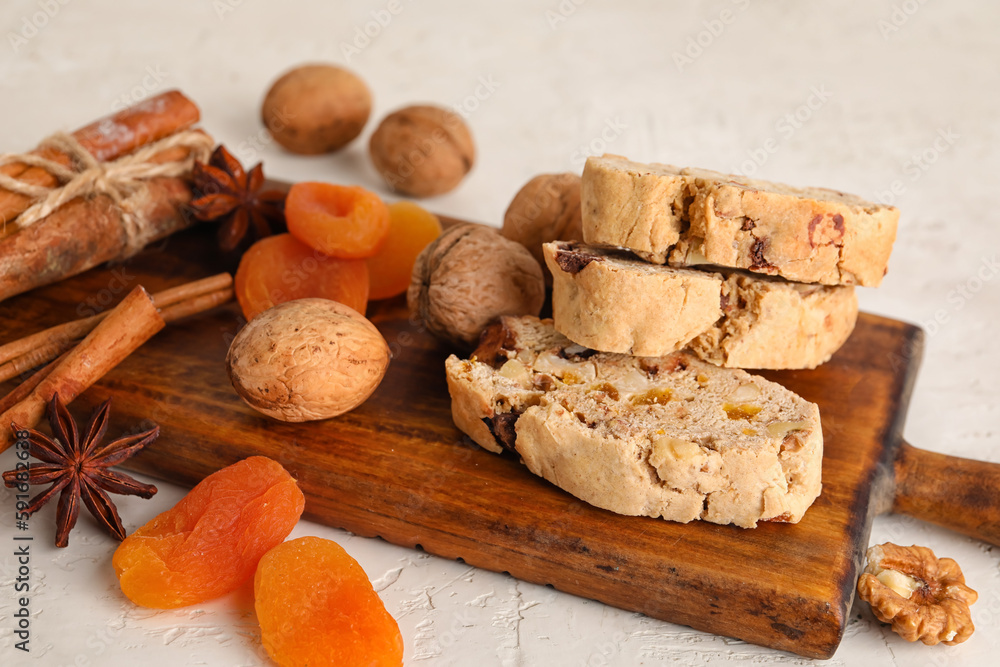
1,1,999,665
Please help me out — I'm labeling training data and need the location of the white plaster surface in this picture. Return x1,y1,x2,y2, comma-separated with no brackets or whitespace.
1,0,999,665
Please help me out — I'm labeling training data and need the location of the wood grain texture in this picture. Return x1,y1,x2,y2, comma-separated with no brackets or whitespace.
0,222,922,659
893,443,1000,546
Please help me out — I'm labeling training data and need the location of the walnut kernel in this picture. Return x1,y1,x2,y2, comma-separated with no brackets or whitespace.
498,358,532,387
369,105,475,197
766,420,810,438
407,224,544,348
857,542,978,646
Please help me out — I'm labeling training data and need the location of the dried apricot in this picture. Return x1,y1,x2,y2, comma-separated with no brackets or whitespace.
113,456,305,609
255,536,403,667
235,233,369,320
367,201,443,300
286,182,390,258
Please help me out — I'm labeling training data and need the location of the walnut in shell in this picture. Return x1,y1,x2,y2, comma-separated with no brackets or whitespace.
262,64,372,154
501,173,583,282
226,298,389,422
369,105,475,197
857,542,978,646
407,224,545,348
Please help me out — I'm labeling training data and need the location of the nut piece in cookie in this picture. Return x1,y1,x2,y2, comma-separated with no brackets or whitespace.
857,542,978,645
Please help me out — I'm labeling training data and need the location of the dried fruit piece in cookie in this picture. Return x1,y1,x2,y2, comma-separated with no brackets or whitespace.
857,542,978,645
255,536,403,666
113,456,304,609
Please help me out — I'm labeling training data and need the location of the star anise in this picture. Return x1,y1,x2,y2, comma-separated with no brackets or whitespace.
2,394,159,548
189,144,286,251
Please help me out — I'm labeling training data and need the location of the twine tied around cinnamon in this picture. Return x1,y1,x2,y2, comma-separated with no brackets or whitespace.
0,130,214,255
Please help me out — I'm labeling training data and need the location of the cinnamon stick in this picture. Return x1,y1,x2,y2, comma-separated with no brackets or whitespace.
151,272,233,312
0,145,64,181
0,176,196,304
0,286,165,450
0,314,101,372
159,287,234,323
0,273,233,381
0,91,200,228
0,337,84,385
0,354,64,415
76,91,202,161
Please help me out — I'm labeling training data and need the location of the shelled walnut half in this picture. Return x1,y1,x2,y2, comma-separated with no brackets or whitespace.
857,542,978,646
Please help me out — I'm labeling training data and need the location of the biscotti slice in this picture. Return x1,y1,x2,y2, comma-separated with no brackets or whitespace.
580,157,688,261
690,271,857,369
543,241,858,368
582,154,898,286
445,316,823,528
542,241,723,357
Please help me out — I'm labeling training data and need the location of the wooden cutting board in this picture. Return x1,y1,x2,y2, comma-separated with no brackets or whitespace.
3,220,997,659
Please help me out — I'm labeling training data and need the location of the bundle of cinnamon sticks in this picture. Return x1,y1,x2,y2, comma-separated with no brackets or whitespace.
0,90,213,304
0,92,238,451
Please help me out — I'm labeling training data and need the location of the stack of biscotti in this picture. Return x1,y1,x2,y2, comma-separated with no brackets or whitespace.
443,155,898,529
543,154,900,369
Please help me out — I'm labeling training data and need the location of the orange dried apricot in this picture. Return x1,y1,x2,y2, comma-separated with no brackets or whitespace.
113,456,305,609
367,201,443,300
234,233,369,320
255,536,403,667
286,182,390,259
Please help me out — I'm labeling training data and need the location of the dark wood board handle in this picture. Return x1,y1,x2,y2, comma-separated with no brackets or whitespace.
893,441,1000,546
